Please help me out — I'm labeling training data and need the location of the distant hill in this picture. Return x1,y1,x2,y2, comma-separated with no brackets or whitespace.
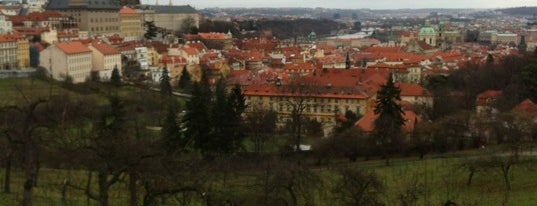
496,7,537,16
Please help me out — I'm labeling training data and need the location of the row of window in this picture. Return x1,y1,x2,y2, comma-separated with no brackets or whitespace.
90,18,118,23
249,96,360,104
91,26,119,32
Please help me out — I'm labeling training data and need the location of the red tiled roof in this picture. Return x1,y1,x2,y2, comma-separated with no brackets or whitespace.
512,99,537,118
182,47,199,56
199,32,229,40
355,110,419,132
54,41,91,54
91,41,119,55
119,6,138,15
396,83,432,97
476,90,501,106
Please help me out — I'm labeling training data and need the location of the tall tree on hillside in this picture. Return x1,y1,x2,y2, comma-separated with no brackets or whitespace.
209,79,231,154
144,21,157,40
161,104,183,155
486,53,494,65
178,66,192,92
226,84,247,152
160,67,172,97
183,70,212,155
518,35,527,53
29,45,39,68
345,53,351,69
111,65,121,87
373,74,405,165
522,63,537,102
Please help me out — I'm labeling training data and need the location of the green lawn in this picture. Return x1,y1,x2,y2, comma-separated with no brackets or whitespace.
1,154,536,206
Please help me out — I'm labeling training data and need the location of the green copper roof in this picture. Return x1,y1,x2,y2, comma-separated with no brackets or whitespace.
419,27,436,35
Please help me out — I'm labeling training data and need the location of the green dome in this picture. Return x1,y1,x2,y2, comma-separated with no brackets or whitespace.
419,27,436,35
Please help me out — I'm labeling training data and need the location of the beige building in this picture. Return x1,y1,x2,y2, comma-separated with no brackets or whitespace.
46,0,121,36
491,33,518,45
119,6,142,41
0,15,12,34
40,41,92,83
0,34,17,70
88,41,122,81
141,4,198,32
15,36,30,69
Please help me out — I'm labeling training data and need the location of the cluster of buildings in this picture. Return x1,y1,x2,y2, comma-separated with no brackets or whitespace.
0,0,533,134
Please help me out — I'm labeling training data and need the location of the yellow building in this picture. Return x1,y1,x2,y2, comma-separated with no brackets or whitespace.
119,6,143,41
16,37,30,69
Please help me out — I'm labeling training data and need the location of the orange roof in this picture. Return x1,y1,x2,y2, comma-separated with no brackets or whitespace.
91,41,119,55
119,6,138,15
199,32,229,40
396,83,431,97
0,33,25,42
182,47,199,56
512,99,537,118
476,90,501,106
355,110,419,132
55,41,91,54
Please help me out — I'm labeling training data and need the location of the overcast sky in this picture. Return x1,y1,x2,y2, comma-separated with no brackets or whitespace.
141,0,537,9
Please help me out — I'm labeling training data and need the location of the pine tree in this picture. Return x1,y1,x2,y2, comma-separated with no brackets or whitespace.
210,78,231,154
178,66,192,92
486,53,494,65
373,74,405,165
161,104,182,155
111,65,121,87
159,67,172,97
144,21,157,40
183,69,212,156
522,63,537,102
345,52,351,69
518,35,527,53
226,84,246,152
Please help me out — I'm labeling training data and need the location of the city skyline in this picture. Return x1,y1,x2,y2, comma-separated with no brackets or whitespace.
140,0,537,10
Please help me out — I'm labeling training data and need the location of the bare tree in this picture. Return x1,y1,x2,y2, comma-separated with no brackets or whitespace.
280,78,320,152
332,168,384,206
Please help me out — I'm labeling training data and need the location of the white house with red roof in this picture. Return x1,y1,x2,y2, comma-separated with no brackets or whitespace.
40,41,92,83
181,46,200,65
89,41,121,81
476,90,502,115
396,83,433,108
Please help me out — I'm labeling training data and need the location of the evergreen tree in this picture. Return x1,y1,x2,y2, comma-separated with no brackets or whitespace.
144,21,157,40
486,53,494,65
210,78,231,154
522,63,537,102
161,104,182,155
178,66,192,92
159,67,172,97
373,74,405,165
345,52,351,69
183,69,212,155
111,65,121,87
226,84,247,152
29,45,39,68
518,35,527,53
